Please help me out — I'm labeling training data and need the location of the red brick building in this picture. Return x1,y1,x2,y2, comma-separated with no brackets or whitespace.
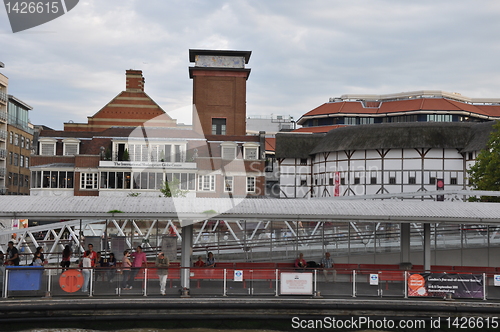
31,50,265,198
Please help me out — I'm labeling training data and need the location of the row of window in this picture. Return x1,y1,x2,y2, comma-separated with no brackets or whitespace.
304,114,461,127
9,132,31,150
8,152,29,168
306,173,460,186
7,172,29,187
31,170,257,193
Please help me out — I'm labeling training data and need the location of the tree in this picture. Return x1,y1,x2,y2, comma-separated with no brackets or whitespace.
159,176,187,197
467,121,500,202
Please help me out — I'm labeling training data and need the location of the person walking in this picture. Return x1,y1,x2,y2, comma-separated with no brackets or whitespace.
156,252,169,295
128,246,148,289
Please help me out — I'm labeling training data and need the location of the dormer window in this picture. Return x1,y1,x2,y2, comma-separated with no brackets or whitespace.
221,142,237,160
63,138,80,156
243,142,259,160
39,138,57,156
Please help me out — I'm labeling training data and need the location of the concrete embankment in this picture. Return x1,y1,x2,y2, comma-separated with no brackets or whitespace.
1,297,500,331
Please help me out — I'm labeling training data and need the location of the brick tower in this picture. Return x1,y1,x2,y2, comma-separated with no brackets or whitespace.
189,49,251,136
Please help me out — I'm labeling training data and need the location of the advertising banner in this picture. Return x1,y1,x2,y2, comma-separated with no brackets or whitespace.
334,172,340,197
280,272,313,295
408,273,483,298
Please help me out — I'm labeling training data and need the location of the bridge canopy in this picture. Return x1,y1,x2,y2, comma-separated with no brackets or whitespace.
0,196,499,224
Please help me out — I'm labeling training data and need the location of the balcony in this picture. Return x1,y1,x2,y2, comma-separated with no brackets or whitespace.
0,167,5,177
0,110,7,123
0,129,6,141
0,148,6,159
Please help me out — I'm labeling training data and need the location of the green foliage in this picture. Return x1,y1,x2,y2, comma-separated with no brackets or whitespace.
127,192,141,197
122,149,130,161
108,209,123,213
159,176,187,197
467,121,500,202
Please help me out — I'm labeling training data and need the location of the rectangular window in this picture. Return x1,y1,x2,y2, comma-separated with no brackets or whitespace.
198,175,215,191
13,153,18,166
9,152,12,165
212,118,227,135
20,156,24,168
41,143,56,155
8,172,12,185
450,177,457,185
9,132,13,144
19,174,23,187
429,177,436,185
188,173,196,190
163,145,171,162
300,158,308,165
25,157,29,168
80,173,98,190
222,146,236,160
329,178,334,186
354,177,360,185
409,177,416,184
389,177,396,185
14,134,19,146
26,139,30,150
13,173,18,186
246,177,256,193
21,136,24,148
370,177,377,185
174,145,181,162
64,143,79,156
224,176,233,192
340,177,345,185
244,147,258,160
300,180,307,186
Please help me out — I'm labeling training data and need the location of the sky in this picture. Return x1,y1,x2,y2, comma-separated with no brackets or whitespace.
2,0,500,130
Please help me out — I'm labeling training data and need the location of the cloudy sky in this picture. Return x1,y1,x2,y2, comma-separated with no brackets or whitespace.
1,0,500,130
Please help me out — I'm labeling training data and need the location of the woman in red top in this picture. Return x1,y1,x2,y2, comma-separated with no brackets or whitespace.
295,253,307,270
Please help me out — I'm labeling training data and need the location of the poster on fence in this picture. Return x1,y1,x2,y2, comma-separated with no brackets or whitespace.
408,273,483,298
280,272,313,295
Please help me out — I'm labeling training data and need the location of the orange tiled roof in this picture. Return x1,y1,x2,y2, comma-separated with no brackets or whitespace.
293,125,346,133
265,137,276,152
301,97,500,120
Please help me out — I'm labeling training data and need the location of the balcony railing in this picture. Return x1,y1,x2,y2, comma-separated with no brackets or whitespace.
0,167,5,177
0,111,7,122
0,148,6,159
0,129,6,141
0,91,7,103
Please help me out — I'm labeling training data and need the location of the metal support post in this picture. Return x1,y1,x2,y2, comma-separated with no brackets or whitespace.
180,223,193,296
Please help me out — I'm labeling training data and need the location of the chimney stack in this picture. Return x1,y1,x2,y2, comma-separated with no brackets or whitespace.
125,69,144,92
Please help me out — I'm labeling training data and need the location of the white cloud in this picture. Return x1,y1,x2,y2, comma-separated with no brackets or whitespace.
2,0,500,129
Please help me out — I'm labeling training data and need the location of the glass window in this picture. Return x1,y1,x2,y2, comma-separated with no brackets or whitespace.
246,177,256,193
40,142,56,155
198,175,215,191
64,143,79,156
244,147,258,160
212,118,226,135
21,136,24,148
20,156,24,168
25,157,29,168
13,153,18,166
80,173,98,190
224,176,233,192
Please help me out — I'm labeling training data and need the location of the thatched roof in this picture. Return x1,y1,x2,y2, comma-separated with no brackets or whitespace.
461,121,495,152
276,122,496,157
275,133,325,159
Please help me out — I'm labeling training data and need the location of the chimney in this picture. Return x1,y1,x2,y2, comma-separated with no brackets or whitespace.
125,69,144,92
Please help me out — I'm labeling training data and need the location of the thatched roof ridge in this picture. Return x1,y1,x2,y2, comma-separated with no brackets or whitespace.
311,122,490,154
275,133,325,159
